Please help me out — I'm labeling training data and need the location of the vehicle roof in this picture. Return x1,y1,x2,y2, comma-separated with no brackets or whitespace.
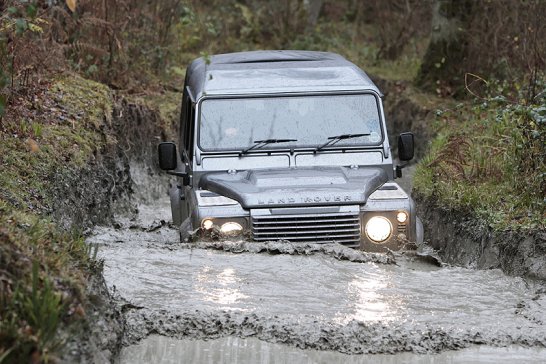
185,50,382,99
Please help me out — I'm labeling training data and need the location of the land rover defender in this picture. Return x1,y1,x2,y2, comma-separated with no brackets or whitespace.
158,50,423,251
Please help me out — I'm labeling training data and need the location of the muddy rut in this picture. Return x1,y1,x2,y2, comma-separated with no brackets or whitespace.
86,192,546,363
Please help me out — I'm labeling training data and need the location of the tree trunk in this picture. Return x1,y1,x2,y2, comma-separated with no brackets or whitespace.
415,0,474,94
305,0,324,30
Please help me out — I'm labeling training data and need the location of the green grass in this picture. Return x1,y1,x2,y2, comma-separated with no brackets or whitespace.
0,201,93,363
414,94,546,230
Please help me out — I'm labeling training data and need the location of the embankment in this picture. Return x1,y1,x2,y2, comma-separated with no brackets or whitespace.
375,75,545,281
0,74,179,363
417,197,546,280
58,85,179,363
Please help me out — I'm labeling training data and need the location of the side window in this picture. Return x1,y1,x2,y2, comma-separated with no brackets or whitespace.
185,102,195,162
179,92,187,151
180,87,195,165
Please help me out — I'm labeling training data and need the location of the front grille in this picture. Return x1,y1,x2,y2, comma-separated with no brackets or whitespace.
251,211,361,247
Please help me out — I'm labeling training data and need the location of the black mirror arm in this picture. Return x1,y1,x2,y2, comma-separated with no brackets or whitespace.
395,163,409,178
167,171,187,177
167,170,190,186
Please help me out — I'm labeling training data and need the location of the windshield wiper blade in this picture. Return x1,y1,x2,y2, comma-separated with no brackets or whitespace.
315,133,370,153
241,138,298,155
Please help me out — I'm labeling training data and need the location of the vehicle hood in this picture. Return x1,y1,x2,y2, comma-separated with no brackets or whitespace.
199,166,388,209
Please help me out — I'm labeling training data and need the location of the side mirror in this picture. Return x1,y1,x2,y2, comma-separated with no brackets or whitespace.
158,142,178,170
398,132,414,161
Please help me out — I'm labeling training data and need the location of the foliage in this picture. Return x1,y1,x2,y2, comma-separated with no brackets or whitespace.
416,0,545,99
414,82,546,230
0,204,91,363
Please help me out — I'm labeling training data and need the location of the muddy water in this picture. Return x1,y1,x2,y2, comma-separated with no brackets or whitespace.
119,336,546,364
87,199,546,362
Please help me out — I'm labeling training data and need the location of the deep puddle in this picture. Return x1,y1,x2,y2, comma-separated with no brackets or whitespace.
87,199,546,361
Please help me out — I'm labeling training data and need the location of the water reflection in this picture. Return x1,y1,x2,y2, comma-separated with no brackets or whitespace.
333,266,407,324
194,265,248,309
347,277,391,323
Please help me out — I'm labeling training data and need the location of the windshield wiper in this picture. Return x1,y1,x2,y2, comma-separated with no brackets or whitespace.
314,133,370,153
240,138,298,155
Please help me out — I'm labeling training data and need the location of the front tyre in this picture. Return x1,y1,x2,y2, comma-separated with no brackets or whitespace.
179,217,194,242
169,185,183,226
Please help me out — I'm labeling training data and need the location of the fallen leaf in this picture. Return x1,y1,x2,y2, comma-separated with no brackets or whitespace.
26,138,40,153
66,0,77,13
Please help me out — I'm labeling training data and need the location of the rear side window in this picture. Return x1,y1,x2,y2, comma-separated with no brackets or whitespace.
180,87,195,162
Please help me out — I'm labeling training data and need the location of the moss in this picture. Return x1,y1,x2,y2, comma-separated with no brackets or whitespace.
50,76,113,130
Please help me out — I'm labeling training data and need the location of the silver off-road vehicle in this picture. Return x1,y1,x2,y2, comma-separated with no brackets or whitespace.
158,50,423,251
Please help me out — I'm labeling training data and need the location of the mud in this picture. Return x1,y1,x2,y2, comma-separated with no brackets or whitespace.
120,336,546,364
416,196,546,280
85,198,546,361
55,97,177,362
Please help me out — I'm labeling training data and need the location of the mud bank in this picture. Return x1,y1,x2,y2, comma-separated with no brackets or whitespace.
181,241,395,264
416,197,546,280
53,97,177,362
51,98,173,229
123,308,546,355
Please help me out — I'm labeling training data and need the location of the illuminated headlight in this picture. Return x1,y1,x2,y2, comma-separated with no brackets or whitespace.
365,216,393,243
397,211,408,223
202,219,214,230
220,222,243,235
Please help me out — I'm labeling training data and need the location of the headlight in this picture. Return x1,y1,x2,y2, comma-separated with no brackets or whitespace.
365,216,393,243
397,211,408,223
202,219,214,230
220,222,243,235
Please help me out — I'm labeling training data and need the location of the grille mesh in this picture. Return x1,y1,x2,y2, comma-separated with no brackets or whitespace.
251,212,361,246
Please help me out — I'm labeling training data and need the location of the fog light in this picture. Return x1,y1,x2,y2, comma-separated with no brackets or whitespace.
397,211,408,223
220,222,243,235
202,219,214,230
365,216,393,243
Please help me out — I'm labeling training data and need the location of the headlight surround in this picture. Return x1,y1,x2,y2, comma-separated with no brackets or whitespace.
200,217,246,235
365,216,393,243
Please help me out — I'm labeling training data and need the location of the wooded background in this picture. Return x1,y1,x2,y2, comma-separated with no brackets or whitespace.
1,0,544,112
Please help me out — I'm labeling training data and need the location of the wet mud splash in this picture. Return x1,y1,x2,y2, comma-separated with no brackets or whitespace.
87,199,546,361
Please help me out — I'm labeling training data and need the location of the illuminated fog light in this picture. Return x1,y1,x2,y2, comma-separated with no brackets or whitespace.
397,211,408,223
365,216,393,243
202,219,214,230
220,222,243,235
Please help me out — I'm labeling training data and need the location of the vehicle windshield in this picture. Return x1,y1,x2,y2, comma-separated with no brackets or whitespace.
199,94,383,152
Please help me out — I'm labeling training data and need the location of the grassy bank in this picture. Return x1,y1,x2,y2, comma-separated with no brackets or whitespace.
0,75,114,362
413,88,546,231
0,73,179,362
